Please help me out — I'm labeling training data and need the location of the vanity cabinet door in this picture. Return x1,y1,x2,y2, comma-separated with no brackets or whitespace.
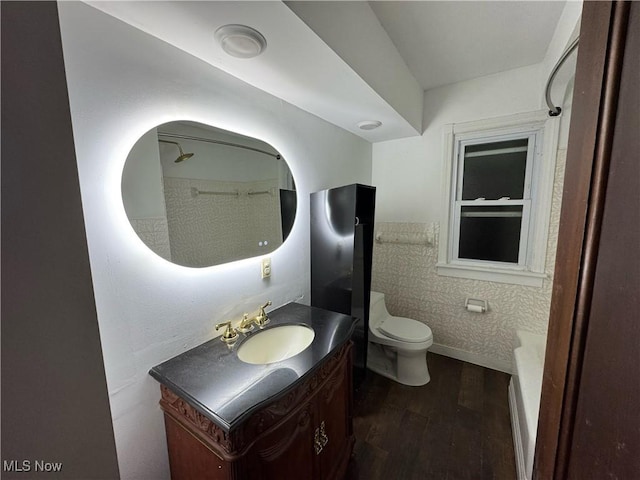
314,344,354,479
245,399,317,479
244,342,354,480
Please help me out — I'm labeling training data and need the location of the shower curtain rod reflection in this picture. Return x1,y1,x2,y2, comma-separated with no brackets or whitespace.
158,132,281,159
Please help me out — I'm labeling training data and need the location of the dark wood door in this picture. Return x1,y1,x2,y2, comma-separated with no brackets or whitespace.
535,1,639,478
565,2,639,478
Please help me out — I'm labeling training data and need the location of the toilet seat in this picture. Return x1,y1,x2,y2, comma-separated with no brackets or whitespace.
378,317,432,343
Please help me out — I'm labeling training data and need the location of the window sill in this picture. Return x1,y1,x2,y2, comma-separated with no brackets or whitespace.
436,263,547,287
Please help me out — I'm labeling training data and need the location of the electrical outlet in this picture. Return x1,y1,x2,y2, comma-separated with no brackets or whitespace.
261,257,271,279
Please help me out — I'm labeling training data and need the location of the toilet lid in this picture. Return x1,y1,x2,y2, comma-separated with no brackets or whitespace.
379,317,432,343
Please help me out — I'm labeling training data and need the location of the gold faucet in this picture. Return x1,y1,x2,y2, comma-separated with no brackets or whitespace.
237,313,255,334
215,321,238,344
237,301,273,333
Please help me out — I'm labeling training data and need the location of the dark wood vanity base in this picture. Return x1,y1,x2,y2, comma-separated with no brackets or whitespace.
159,342,354,480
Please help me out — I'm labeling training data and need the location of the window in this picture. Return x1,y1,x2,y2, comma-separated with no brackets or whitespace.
437,111,560,287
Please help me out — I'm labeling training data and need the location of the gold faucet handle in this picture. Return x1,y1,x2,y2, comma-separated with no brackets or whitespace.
215,321,238,343
256,301,272,328
259,300,272,311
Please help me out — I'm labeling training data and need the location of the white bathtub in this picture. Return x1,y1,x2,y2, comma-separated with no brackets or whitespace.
509,330,546,480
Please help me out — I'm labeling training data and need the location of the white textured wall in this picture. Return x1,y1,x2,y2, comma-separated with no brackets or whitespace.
58,3,371,479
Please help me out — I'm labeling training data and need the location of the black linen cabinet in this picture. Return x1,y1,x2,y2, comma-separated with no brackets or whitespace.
310,184,376,388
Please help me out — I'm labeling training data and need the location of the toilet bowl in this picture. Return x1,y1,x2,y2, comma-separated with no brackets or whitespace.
367,291,433,386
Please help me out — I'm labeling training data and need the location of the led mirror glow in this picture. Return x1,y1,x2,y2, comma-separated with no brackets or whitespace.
121,121,296,268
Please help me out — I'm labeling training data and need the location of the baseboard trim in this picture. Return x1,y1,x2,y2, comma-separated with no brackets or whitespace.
429,343,512,373
509,379,528,480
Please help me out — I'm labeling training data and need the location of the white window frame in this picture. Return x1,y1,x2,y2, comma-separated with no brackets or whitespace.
437,111,560,287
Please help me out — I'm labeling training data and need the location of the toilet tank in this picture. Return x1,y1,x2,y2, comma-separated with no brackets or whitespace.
369,291,389,328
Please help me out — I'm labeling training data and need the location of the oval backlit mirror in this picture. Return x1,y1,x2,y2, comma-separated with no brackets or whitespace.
122,121,296,268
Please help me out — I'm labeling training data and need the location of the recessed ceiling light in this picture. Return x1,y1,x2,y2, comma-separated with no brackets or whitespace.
215,24,267,59
357,120,382,131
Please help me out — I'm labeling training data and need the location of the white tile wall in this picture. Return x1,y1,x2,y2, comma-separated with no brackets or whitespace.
163,177,282,267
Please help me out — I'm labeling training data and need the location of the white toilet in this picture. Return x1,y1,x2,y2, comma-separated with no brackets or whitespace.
367,291,433,386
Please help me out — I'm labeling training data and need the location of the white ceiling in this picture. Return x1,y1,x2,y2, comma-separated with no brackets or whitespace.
86,0,420,142
84,1,566,143
369,1,566,91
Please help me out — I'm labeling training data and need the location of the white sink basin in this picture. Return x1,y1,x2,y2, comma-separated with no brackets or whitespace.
237,325,315,365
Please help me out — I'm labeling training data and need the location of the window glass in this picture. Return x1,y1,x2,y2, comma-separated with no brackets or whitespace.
458,205,523,263
462,138,528,200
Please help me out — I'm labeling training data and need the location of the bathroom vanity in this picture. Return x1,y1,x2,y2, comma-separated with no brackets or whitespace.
149,303,357,480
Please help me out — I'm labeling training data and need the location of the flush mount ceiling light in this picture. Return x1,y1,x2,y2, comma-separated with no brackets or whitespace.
215,24,267,59
357,120,382,131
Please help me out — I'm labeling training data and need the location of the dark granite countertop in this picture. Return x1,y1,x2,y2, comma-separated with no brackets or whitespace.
149,302,357,433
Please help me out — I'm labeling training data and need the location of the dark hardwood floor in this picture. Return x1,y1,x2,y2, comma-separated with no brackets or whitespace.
350,353,516,480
